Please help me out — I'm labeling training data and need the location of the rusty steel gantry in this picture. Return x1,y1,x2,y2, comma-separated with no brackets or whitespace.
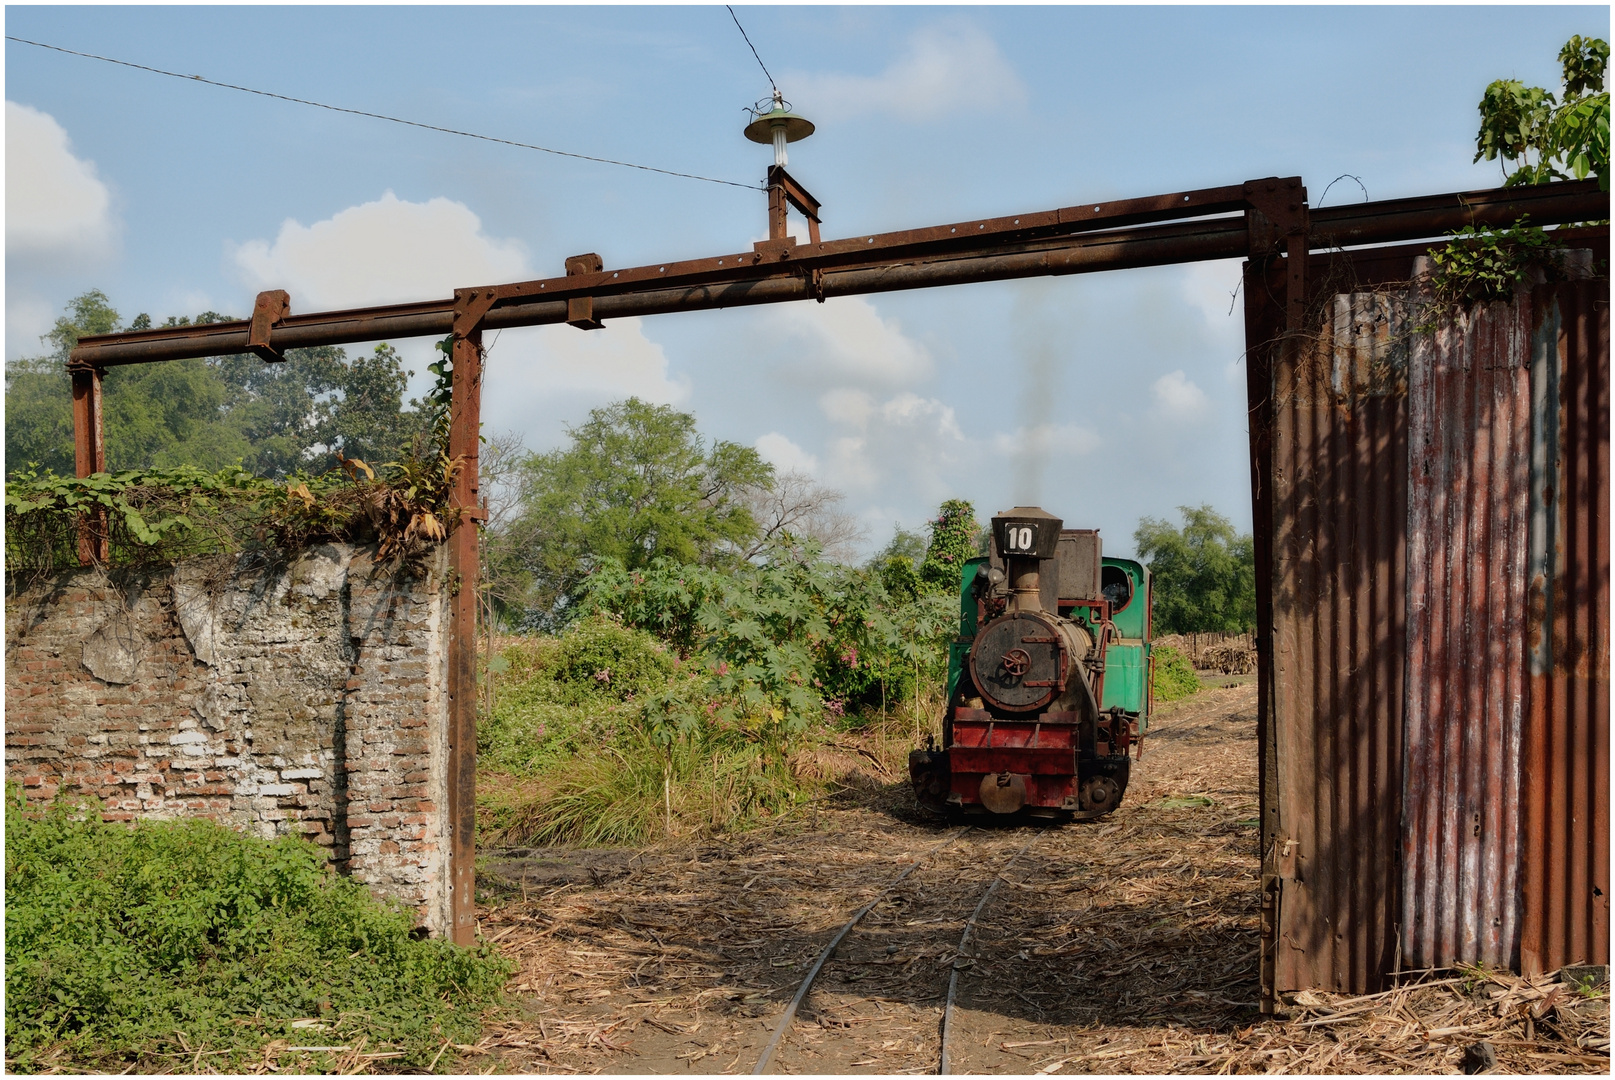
64,171,1608,946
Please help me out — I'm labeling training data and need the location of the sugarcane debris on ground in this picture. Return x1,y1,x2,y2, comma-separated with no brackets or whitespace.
473,684,1610,1074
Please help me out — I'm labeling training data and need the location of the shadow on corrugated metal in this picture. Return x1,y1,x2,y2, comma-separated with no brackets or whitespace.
1269,273,1407,995
1403,260,1533,973
1522,272,1610,974
1250,234,1609,996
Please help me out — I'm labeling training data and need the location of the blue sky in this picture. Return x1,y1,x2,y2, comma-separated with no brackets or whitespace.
7,5,1606,556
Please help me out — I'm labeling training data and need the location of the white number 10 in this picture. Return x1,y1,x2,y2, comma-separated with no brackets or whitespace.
1010,526,1034,550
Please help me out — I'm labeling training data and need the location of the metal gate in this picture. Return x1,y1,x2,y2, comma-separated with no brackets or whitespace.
1247,237,1610,1002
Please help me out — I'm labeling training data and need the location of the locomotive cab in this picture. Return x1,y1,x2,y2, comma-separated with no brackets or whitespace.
910,507,1152,821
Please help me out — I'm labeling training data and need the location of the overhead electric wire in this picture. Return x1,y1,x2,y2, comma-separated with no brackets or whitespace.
6,35,762,191
725,6,777,97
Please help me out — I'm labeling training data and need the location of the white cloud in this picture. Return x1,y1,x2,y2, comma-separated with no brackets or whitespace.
1151,370,1209,420
230,191,687,445
233,191,530,310
6,101,116,261
820,387,875,427
822,391,966,500
754,431,819,475
770,296,932,388
478,319,689,437
789,20,1026,122
4,293,56,361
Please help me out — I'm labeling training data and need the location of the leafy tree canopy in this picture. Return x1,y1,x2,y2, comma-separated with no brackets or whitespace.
1133,505,1255,635
509,397,773,617
1475,34,1610,190
5,291,427,479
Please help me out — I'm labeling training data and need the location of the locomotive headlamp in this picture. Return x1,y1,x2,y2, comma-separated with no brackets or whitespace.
744,91,815,167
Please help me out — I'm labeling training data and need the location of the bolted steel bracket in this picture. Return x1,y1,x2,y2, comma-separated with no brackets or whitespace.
248,289,290,363
1243,177,1310,333
452,287,499,339
564,253,605,330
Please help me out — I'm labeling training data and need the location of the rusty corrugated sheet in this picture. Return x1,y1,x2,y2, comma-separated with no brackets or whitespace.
1403,272,1533,972
1522,273,1611,973
1269,285,1408,994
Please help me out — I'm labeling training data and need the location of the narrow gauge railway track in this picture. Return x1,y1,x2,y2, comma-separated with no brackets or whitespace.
752,828,1047,1075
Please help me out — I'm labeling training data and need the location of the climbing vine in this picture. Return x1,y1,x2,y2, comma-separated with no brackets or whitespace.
5,452,462,580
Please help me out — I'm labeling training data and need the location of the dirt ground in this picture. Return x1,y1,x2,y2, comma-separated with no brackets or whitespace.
468,685,1609,1075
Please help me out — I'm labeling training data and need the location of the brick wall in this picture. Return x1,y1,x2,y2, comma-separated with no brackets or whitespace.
5,542,453,935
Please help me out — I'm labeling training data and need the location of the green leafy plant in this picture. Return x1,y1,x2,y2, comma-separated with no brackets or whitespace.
5,451,464,579
1426,217,1555,308
1134,506,1256,635
5,791,510,1073
1152,645,1202,703
1475,35,1610,190
917,499,981,595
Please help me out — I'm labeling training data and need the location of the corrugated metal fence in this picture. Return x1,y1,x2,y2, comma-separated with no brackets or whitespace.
1521,274,1610,975
1249,239,1609,995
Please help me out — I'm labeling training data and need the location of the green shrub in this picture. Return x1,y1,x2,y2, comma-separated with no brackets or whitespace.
5,792,511,1073
1153,644,1202,703
477,617,678,778
546,613,679,704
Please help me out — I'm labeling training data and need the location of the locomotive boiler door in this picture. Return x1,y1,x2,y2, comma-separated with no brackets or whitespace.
969,611,1066,712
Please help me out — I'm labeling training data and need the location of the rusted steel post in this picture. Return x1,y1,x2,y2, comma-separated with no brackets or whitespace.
447,289,491,946
1243,177,1310,1012
70,364,108,563
768,176,789,241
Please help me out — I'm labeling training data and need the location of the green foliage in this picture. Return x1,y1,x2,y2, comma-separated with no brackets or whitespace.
1426,217,1556,307
476,499,1007,846
506,398,773,620
5,292,431,480
481,722,807,848
5,792,510,1073
477,620,678,775
1134,505,1255,635
878,553,923,604
5,453,461,578
576,541,958,735
918,499,981,595
475,620,817,846
1151,645,1201,703
1474,35,1610,190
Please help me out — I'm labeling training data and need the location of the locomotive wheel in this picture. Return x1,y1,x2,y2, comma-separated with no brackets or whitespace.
1080,775,1121,813
1078,759,1132,816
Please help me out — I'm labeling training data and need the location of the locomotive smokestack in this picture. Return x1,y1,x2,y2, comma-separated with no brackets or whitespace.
991,507,1063,613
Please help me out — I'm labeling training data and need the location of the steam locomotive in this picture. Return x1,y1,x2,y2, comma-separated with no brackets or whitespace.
909,507,1154,820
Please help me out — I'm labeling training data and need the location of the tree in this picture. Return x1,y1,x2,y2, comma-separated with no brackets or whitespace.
918,499,981,594
1133,505,1255,634
5,291,427,479
736,470,866,563
508,397,773,618
1475,35,1610,190
869,523,928,604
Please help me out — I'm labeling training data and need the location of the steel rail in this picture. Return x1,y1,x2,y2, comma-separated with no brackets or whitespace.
751,827,969,1075
938,830,1045,1075
68,179,1607,369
